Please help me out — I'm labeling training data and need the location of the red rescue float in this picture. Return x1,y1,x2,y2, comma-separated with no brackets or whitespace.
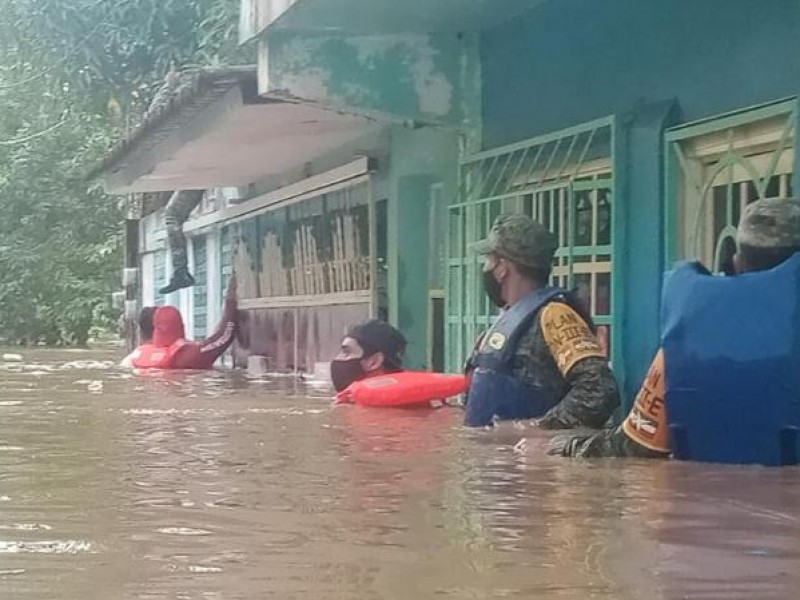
335,371,469,408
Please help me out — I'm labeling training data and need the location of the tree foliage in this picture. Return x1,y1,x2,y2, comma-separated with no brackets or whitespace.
0,0,247,345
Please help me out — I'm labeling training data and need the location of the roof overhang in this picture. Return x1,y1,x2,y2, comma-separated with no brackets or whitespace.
93,66,382,194
242,0,547,39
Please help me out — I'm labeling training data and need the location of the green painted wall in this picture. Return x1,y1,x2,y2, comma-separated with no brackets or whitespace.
388,126,460,370
260,23,482,370
265,30,481,128
612,101,681,408
481,0,800,405
263,0,543,36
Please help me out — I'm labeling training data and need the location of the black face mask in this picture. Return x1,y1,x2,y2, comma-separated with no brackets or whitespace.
331,358,366,392
482,267,505,308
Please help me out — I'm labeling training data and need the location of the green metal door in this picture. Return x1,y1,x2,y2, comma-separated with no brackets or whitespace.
446,117,616,373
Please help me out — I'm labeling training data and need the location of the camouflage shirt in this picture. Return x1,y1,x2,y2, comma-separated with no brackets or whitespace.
512,300,620,430
551,197,800,458
550,349,669,458
549,423,667,458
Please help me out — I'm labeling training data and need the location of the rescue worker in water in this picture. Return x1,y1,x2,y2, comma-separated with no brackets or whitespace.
550,198,800,465
120,306,156,368
464,214,620,428
330,319,407,392
130,275,239,370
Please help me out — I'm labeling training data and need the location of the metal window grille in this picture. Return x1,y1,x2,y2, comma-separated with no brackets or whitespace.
446,117,615,372
666,99,796,271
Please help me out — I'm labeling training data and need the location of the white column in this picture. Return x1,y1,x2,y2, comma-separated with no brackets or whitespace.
206,228,221,333
140,253,155,307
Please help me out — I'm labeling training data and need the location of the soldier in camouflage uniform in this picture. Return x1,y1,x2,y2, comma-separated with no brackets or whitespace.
551,197,800,458
146,65,205,295
159,189,205,294
464,214,620,428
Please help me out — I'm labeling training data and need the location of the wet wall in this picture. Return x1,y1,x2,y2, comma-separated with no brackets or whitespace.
482,0,800,149
480,0,800,404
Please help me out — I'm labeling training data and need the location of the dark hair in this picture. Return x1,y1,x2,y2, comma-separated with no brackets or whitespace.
139,306,156,341
718,236,737,276
738,243,799,272
515,263,551,286
347,319,407,371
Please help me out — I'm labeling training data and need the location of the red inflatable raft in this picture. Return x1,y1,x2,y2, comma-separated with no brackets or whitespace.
335,371,469,408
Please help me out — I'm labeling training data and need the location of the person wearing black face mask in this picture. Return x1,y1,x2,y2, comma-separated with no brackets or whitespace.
464,214,620,429
331,320,407,393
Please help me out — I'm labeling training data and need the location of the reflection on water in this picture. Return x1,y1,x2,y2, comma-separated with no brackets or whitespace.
2,347,800,599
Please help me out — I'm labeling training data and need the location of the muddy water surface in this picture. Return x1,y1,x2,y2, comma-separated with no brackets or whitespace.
1,347,800,599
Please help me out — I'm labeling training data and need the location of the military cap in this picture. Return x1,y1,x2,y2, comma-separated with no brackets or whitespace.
737,198,800,249
471,214,558,269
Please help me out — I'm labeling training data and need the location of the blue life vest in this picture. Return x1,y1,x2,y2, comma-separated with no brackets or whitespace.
465,287,573,427
662,253,800,466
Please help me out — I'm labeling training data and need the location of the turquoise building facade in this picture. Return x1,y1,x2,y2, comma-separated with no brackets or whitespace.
241,0,800,404
101,0,800,402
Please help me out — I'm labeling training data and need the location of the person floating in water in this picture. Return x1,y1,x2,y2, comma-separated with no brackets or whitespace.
130,275,239,370
159,189,204,294
331,319,469,408
330,320,407,392
550,198,800,466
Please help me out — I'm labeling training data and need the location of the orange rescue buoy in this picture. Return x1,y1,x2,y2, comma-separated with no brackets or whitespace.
336,371,468,408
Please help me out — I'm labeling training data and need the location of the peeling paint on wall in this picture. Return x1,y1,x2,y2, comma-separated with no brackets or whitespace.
409,47,454,117
265,32,468,124
350,35,454,116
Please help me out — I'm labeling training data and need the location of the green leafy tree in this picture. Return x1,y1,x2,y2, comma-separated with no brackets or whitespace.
0,0,248,345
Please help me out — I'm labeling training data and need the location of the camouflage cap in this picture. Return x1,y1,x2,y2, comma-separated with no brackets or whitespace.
737,198,800,249
471,214,558,269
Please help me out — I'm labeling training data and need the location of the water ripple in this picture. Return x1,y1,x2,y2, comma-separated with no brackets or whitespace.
0,540,96,554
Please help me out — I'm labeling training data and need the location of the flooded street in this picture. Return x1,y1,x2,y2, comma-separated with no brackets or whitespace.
1,349,800,599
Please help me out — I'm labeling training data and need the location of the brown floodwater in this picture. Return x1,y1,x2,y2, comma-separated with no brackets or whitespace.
1,347,800,600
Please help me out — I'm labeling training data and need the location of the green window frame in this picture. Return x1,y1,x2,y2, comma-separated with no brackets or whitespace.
665,98,796,271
